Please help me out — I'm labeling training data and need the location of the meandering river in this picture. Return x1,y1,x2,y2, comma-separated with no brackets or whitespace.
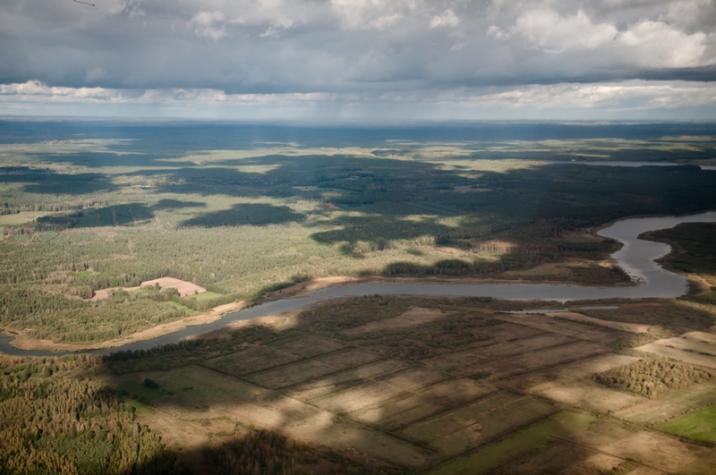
2,210,715,356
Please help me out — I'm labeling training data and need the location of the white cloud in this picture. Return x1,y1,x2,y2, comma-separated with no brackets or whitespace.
0,80,122,102
618,20,708,67
514,9,617,53
3,79,715,121
330,0,411,30
467,80,716,111
511,7,711,68
0,81,335,105
430,9,460,29
189,10,227,40
487,25,508,41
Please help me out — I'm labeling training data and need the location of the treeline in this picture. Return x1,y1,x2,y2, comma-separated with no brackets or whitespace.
0,286,187,343
1,200,112,215
594,357,712,398
1,356,397,474
0,355,181,474
195,430,404,475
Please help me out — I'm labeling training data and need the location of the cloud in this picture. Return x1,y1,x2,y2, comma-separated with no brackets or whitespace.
0,80,334,105
511,6,711,68
330,0,409,31
467,80,716,111
0,0,715,119
619,20,708,67
2,79,715,121
514,9,617,53
487,25,508,41
430,10,460,29
190,10,228,40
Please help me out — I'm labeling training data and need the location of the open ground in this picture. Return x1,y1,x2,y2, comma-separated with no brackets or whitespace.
102,293,716,474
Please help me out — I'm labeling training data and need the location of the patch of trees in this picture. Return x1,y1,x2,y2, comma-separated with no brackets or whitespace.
196,429,404,475
0,286,187,343
646,222,716,276
594,357,712,398
0,355,180,474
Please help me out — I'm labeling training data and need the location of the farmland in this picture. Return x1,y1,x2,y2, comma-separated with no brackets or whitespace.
99,292,716,474
93,215,716,473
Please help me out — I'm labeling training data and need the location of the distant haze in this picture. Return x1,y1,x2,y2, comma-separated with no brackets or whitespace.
1,1,715,121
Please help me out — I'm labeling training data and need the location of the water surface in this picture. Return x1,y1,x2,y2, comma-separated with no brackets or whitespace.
1,211,715,356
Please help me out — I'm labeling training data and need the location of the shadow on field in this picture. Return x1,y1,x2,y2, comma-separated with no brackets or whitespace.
0,166,117,194
36,203,154,229
34,151,199,169
98,292,716,474
8,149,716,241
122,427,403,475
136,155,716,248
180,203,305,227
153,199,207,210
99,295,572,474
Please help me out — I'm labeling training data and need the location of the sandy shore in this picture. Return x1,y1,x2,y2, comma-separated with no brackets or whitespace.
6,301,246,352
2,269,636,354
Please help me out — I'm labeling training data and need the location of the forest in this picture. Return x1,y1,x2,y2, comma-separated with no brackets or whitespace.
1,130,716,343
0,355,397,474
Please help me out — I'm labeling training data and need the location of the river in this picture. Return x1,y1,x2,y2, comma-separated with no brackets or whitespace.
1,210,715,356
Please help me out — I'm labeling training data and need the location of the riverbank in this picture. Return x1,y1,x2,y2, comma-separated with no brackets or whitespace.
2,211,715,356
3,301,245,353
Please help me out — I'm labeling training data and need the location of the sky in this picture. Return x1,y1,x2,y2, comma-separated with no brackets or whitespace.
1,0,715,122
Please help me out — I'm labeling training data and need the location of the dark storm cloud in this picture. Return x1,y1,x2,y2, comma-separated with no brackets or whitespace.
1,0,714,91
0,0,715,120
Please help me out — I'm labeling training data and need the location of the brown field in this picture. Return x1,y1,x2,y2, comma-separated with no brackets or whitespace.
399,391,556,457
343,306,446,336
636,335,716,369
107,295,716,473
92,276,207,300
140,277,207,296
545,310,653,334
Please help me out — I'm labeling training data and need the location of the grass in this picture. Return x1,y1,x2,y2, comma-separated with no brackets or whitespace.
190,290,224,302
0,211,51,225
658,404,716,443
428,411,597,475
116,380,169,405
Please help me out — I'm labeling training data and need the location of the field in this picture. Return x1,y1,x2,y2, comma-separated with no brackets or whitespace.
95,291,716,474
1,124,716,344
659,404,716,443
96,214,716,472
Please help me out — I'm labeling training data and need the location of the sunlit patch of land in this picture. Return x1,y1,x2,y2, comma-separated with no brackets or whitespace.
92,291,716,473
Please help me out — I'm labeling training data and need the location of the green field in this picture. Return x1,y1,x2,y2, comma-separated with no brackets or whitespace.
659,404,716,443
428,411,597,475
